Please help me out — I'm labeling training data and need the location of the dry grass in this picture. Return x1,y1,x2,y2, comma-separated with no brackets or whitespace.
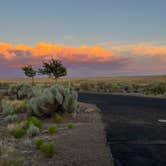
0,75,166,85
1,76,166,96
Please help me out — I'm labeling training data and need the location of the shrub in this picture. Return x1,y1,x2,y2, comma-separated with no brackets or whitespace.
80,82,93,91
27,116,41,128
55,114,63,123
0,92,6,101
0,146,24,166
10,100,27,113
13,128,26,138
27,123,40,137
1,99,27,116
7,123,25,138
1,100,15,116
27,84,79,117
8,83,33,100
19,120,29,129
23,138,32,148
35,138,45,149
40,142,56,158
5,114,18,122
48,125,57,135
27,89,59,117
110,83,122,93
146,83,166,95
7,123,18,134
67,123,74,129
57,85,79,113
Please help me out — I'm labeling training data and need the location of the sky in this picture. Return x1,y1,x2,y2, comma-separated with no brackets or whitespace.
0,0,166,77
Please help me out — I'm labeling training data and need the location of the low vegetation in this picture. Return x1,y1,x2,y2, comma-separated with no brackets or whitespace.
0,80,80,164
67,123,74,129
39,141,56,158
35,138,45,149
55,114,63,123
1,75,166,97
48,125,58,135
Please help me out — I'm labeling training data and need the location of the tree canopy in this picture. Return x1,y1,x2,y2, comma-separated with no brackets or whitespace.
22,65,36,84
39,59,67,79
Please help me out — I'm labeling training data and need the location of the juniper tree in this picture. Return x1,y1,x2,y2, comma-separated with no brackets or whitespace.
22,65,36,85
39,59,67,81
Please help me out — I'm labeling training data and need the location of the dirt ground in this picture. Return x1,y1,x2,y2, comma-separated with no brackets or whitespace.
0,102,114,166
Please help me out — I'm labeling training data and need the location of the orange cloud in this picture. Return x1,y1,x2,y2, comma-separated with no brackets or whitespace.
131,44,166,56
0,42,116,63
1,42,166,77
0,43,15,59
110,44,166,56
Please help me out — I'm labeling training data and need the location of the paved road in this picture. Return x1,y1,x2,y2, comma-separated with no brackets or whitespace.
78,92,166,166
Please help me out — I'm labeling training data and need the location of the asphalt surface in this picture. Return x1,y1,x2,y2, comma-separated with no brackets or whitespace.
78,92,166,166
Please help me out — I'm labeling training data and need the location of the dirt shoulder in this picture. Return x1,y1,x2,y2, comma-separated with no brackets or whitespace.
79,90,166,99
37,103,114,166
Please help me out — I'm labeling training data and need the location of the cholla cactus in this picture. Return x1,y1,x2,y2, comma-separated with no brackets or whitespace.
8,83,33,99
27,84,79,117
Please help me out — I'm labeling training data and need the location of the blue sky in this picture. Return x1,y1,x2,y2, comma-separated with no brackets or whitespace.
0,0,166,77
0,0,166,46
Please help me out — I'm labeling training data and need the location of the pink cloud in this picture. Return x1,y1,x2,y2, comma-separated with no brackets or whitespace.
0,42,166,77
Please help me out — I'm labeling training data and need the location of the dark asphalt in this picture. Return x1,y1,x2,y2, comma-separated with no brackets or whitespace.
78,92,166,166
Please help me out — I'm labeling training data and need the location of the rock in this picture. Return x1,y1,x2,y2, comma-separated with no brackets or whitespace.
84,108,96,113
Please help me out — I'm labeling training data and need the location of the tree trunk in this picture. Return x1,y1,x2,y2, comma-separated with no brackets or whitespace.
54,77,58,84
32,77,35,86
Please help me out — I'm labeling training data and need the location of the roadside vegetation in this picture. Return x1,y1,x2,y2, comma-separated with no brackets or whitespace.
0,82,79,164
1,75,166,97
0,59,80,165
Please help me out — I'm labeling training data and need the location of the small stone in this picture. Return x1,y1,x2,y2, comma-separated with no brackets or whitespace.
84,108,96,113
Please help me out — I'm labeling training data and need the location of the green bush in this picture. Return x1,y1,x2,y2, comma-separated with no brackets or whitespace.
110,83,122,92
67,123,74,129
27,116,41,128
27,123,40,137
55,114,63,123
7,123,26,138
13,128,26,138
35,138,45,149
40,142,56,158
48,125,57,135
146,83,166,95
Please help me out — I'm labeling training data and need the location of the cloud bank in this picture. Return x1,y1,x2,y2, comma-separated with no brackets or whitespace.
0,42,166,77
